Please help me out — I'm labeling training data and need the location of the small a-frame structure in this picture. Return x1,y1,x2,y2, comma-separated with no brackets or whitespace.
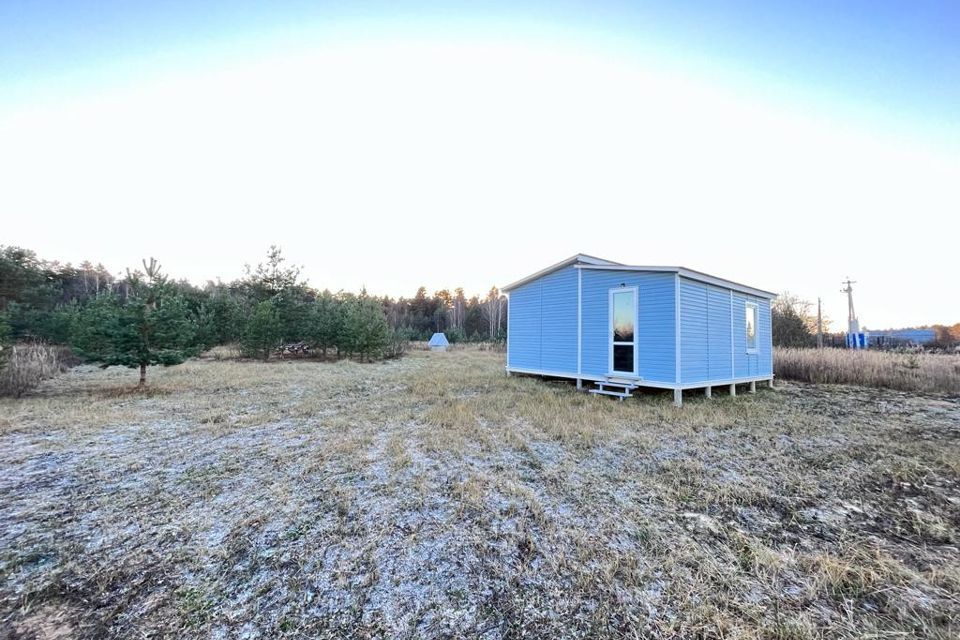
428,333,449,351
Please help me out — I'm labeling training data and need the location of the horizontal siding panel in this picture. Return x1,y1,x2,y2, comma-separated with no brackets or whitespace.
758,299,773,376
732,293,772,379
680,280,709,383
680,277,772,385
539,267,578,373
707,286,733,380
507,281,541,370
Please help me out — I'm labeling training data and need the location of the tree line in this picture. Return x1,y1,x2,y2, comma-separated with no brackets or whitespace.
0,245,508,385
772,292,959,349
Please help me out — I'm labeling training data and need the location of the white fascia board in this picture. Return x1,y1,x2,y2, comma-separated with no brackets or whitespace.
501,253,620,292
576,265,679,274
576,264,777,300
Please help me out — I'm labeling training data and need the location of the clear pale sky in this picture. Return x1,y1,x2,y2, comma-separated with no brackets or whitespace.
2,1,958,329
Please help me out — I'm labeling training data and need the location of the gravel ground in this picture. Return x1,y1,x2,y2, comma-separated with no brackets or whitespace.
1,350,958,639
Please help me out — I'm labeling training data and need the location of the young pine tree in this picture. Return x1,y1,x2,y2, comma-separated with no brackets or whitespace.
342,291,391,362
240,300,283,361
195,289,245,348
70,259,198,386
306,291,342,358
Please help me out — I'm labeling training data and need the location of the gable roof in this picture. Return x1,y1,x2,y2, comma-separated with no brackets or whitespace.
503,254,777,299
428,332,450,346
501,254,621,292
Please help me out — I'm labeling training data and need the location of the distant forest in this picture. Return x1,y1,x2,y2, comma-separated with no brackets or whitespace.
6,243,955,380
0,245,506,384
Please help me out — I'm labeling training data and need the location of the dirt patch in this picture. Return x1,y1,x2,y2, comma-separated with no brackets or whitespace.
10,604,84,639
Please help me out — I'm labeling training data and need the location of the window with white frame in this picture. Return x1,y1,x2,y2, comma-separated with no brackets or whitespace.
745,302,758,352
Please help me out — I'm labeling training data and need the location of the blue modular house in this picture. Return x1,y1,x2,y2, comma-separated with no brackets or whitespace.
503,255,776,406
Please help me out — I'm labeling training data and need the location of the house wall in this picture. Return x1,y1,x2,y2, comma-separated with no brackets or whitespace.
506,265,578,374
580,270,676,383
507,266,773,387
732,291,773,379
678,277,773,384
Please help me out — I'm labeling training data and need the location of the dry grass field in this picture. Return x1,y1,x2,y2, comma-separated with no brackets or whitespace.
775,347,960,394
1,350,959,639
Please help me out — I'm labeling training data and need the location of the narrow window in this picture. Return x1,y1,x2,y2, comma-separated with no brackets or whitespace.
611,288,637,373
745,302,758,353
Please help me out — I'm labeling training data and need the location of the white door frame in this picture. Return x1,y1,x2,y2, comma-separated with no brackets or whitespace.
608,286,639,376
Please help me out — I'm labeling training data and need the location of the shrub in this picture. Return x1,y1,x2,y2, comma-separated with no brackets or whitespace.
383,328,413,359
444,327,466,344
0,342,70,397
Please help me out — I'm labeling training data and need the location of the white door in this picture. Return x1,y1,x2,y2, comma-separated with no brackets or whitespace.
609,287,638,375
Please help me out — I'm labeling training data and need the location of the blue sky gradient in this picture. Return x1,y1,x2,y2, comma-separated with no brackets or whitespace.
3,1,958,142
2,2,958,327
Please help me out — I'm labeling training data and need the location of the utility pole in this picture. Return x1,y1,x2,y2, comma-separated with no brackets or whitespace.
841,278,859,347
817,297,823,349
841,278,858,334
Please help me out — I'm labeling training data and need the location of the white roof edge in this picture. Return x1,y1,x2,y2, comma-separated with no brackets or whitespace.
501,254,620,292
576,264,777,299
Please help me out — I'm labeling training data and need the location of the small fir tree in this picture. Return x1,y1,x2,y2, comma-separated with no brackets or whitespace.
70,259,198,386
341,291,391,361
195,290,246,348
240,300,283,361
306,290,342,357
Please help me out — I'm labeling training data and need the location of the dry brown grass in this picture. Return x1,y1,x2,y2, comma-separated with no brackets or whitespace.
0,342,71,398
775,347,960,394
1,349,958,638
409,340,506,353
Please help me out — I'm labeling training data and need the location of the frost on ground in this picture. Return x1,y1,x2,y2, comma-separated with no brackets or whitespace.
1,351,959,639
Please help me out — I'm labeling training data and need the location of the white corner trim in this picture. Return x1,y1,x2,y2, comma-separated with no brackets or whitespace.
675,273,681,384
506,294,510,365
577,267,582,377
730,290,735,379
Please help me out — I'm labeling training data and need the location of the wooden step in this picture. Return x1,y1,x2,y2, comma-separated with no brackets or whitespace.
589,379,636,401
589,388,632,401
595,382,637,393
